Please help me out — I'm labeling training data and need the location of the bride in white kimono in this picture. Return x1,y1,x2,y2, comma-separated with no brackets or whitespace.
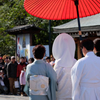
71,39,100,100
52,33,76,100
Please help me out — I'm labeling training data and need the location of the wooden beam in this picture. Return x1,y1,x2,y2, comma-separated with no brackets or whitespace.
77,41,82,59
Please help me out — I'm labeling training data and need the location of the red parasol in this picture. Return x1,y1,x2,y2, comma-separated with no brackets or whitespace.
24,0,100,41
24,0,100,20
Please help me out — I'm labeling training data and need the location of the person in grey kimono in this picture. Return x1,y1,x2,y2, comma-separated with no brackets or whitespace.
24,45,57,100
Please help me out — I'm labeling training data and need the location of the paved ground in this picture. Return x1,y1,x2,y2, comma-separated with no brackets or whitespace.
0,95,29,100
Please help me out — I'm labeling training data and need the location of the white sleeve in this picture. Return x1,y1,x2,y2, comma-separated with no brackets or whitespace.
71,60,84,100
54,67,62,82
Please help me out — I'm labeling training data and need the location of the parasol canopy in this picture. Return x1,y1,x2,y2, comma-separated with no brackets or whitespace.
24,0,100,56
24,0,100,20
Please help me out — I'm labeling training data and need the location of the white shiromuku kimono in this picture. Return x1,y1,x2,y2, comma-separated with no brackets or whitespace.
71,52,100,100
52,33,76,100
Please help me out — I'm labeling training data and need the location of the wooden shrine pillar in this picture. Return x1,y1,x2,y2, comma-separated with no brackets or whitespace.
77,40,82,59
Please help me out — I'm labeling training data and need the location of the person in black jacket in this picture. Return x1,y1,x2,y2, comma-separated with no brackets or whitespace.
93,38,100,57
7,56,18,95
3,56,9,75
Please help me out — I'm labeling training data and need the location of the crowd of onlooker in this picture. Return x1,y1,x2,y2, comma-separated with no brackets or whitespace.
0,55,55,96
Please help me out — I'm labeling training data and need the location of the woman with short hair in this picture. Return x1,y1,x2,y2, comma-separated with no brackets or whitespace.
24,45,57,100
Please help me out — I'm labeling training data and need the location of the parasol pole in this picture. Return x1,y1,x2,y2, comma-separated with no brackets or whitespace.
48,20,51,57
74,0,82,41
74,0,83,58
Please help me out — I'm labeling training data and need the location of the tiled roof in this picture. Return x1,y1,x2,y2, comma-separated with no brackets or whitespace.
53,14,100,33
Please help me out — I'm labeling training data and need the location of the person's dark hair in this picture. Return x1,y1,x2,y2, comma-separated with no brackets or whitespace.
8,56,11,60
23,67,26,70
20,57,24,59
28,58,34,62
93,38,100,51
80,39,94,51
46,57,50,60
24,57,28,62
6,57,8,59
32,45,46,59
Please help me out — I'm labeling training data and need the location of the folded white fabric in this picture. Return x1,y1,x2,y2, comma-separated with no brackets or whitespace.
14,81,19,88
30,75,49,95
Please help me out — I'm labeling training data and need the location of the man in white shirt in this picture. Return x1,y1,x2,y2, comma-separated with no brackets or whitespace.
71,39,100,100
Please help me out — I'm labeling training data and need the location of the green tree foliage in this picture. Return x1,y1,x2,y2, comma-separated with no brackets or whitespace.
0,33,15,56
0,0,70,56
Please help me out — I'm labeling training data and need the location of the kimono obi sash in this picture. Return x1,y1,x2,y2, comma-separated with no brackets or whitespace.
30,75,49,95
80,82,100,88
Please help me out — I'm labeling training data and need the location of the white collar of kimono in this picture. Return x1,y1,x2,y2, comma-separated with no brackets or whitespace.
86,51,95,57
34,59,44,63
52,33,76,69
